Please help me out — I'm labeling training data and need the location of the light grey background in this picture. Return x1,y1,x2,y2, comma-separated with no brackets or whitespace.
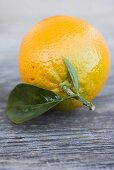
0,0,114,170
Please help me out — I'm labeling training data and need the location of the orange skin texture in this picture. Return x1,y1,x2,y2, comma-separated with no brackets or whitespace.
19,15,110,111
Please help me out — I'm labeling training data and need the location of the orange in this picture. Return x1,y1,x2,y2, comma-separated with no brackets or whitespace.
18,15,110,111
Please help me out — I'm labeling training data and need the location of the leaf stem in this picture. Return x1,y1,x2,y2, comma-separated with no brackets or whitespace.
60,56,96,111
60,81,95,110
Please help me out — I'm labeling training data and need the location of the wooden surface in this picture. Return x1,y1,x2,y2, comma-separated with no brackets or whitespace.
0,0,114,169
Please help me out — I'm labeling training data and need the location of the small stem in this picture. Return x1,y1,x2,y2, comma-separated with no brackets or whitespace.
76,95,95,111
59,81,95,111
61,85,75,96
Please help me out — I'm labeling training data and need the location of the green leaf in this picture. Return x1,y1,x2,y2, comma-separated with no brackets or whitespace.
6,84,63,124
64,58,79,94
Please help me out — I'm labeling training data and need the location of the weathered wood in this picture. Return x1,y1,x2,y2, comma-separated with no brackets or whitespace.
0,0,114,169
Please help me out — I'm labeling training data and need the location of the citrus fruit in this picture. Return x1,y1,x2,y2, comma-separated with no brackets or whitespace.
18,15,110,111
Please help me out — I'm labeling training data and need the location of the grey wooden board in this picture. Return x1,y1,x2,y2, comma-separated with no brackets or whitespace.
0,0,114,169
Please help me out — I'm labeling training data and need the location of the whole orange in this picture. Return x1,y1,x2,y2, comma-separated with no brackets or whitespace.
19,15,110,111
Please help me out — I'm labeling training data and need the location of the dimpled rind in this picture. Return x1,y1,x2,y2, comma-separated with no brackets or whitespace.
19,15,110,111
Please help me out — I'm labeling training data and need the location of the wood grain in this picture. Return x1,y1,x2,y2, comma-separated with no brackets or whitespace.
0,0,114,169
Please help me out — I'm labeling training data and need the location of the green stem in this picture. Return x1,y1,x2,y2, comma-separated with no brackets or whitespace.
59,81,95,111
76,95,95,111
60,58,95,111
